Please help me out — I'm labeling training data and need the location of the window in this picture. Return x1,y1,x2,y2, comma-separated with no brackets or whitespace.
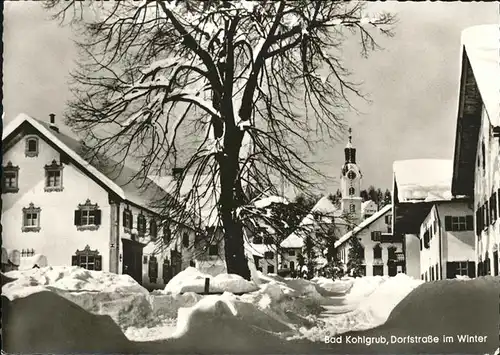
387,247,397,261
22,203,41,232
445,216,471,232
484,201,490,227
143,256,148,264
349,204,355,213
290,261,295,271
137,214,147,235
446,261,475,278
481,141,486,171
457,261,468,276
490,192,497,224
288,249,295,256
148,256,158,284
371,231,382,242
384,215,392,225
423,231,430,249
21,248,36,257
373,265,383,276
2,161,19,193
253,236,263,244
149,219,158,240
348,187,355,196
208,244,218,256
25,136,39,157
163,224,171,244
44,160,64,192
373,244,382,259
74,199,101,231
72,245,102,271
264,251,274,259
122,208,133,230
267,265,275,274
182,233,189,248
264,236,274,245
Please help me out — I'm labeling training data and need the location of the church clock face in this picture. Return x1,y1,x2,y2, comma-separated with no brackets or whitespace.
347,171,356,180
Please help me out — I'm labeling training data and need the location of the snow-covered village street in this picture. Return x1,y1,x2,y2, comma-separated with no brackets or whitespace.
2,265,499,354
2,1,500,354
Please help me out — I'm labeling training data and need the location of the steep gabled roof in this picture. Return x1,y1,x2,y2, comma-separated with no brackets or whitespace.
335,204,392,248
3,113,170,214
452,25,500,196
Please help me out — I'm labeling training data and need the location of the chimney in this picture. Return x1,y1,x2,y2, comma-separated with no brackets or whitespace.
49,113,59,133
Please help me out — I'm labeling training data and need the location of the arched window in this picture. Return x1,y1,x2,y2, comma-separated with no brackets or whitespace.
25,136,39,157
349,204,355,213
349,187,355,196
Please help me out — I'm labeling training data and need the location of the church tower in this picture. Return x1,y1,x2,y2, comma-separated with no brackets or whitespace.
340,128,363,225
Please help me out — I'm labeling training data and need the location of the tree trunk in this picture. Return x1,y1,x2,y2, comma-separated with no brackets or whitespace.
218,125,251,280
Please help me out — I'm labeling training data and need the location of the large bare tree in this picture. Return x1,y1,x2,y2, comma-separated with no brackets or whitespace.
44,0,395,280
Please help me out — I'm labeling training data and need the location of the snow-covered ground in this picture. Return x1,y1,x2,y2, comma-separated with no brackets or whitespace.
2,266,499,354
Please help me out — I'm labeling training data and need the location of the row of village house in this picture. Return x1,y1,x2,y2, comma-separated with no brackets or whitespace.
1,24,498,286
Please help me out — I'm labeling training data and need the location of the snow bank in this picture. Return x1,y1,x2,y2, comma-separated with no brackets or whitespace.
3,266,154,330
393,159,453,202
18,254,48,270
163,267,259,294
3,266,148,299
298,274,423,341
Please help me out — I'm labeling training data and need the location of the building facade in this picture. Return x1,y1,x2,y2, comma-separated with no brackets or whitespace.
418,200,475,281
336,205,405,277
451,25,500,277
2,113,191,285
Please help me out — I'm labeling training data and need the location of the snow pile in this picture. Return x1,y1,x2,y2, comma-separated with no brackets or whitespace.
298,274,423,341
311,276,353,294
3,266,148,299
163,267,259,294
3,266,154,330
18,254,48,270
393,159,453,202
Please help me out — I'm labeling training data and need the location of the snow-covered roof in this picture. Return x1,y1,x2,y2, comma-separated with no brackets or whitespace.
461,25,500,125
335,204,392,248
361,200,377,214
301,195,343,225
393,159,453,202
280,233,304,249
3,113,170,214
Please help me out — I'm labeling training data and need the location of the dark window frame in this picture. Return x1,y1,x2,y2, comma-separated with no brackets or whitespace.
22,203,41,232
75,199,101,231
44,159,64,192
25,136,39,157
72,245,102,271
3,161,20,193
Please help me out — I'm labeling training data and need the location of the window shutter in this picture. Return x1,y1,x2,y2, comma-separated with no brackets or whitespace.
74,210,81,226
94,210,102,225
122,210,127,227
466,215,474,231
72,255,79,266
444,216,452,231
95,256,102,271
468,262,476,278
446,262,457,279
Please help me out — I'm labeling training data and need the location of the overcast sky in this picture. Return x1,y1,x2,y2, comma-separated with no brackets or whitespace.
3,2,499,194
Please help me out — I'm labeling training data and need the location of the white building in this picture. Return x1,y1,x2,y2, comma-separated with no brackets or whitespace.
418,200,475,281
2,113,194,286
451,24,500,277
336,204,404,276
392,159,456,279
361,200,378,219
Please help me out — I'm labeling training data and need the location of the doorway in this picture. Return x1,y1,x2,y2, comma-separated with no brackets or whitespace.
122,239,145,284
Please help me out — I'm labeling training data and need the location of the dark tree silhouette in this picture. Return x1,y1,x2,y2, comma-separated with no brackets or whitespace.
43,0,395,279
346,235,365,277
